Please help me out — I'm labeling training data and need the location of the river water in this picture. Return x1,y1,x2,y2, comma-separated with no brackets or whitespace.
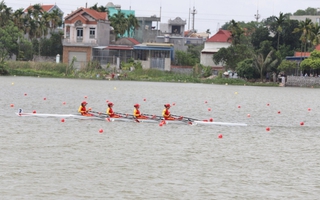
1,76,320,199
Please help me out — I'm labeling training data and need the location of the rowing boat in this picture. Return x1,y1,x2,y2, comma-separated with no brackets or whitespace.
16,112,103,120
15,110,247,126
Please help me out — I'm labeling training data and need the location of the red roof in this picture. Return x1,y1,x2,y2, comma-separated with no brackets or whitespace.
294,52,311,57
127,38,140,45
24,5,55,12
65,7,107,21
206,29,231,43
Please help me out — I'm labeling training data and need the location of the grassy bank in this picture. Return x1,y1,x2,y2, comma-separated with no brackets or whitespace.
3,61,279,86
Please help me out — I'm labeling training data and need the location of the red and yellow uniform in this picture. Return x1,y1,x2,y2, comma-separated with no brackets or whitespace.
106,102,121,118
133,104,148,119
78,101,92,116
162,104,175,120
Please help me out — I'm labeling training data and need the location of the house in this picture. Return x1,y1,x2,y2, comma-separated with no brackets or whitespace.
156,17,188,52
92,37,140,68
133,43,175,71
290,15,320,25
200,29,231,69
134,16,161,43
62,7,110,68
24,4,64,29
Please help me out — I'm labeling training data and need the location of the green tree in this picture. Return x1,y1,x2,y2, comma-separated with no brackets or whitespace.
0,21,22,63
293,18,314,54
0,0,12,27
227,19,244,45
126,14,140,37
109,10,128,38
300,50,320,70
213,44,253,71
236,59,259,79
275,12,287,50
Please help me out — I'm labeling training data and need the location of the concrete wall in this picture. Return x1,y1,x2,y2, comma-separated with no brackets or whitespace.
63,46,92,64
286,76,320,87
171,65,193,74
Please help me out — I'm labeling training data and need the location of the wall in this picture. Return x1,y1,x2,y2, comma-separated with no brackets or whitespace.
286,76,320,87
62,46,92,64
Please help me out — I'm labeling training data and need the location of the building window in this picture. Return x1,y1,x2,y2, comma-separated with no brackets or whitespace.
77,28,83,42
89,28,95,38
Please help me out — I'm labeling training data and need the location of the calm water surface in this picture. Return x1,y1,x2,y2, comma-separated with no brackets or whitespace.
1,77,320,199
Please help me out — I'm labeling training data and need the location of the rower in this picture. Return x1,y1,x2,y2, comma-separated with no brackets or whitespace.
78,101,92,116
133,104,149,119
162,104,183,120
106,102,121,118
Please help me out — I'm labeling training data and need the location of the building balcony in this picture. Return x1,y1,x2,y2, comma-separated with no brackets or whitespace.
63,38,98,47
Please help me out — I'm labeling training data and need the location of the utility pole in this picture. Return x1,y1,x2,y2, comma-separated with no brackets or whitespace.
254,9,260,22
191,6,196,31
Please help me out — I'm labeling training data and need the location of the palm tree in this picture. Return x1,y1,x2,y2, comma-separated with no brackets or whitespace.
48,9,62,32
275,12,286,50
109,10,128,38
12,8,24,30
228,19,244,46
293,18,314,55
0,1,12,27
126,14,139,37
311,23,320,47
254,50,280,82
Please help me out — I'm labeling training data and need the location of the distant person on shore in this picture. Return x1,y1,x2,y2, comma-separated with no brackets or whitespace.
78,101,92,116
133,104,149,119
106,102,121,118
162,104,183,120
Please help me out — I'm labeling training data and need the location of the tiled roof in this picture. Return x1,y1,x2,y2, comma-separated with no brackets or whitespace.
206,29,231,43
294,52,311,57
127,38,140,45
24,5,55,12
65,7,107,21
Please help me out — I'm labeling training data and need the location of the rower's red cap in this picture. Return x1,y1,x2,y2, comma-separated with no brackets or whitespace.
134,104,140,107
164,104,170,107
82,101,87,105
108,102,114,106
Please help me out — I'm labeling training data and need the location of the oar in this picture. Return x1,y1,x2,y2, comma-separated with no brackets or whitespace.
171,114,199,121
88,111,113,121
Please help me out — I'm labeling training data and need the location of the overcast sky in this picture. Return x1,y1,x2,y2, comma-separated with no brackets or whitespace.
6,0,320,34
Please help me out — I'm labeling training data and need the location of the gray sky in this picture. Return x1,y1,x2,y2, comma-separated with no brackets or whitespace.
6,0,320,34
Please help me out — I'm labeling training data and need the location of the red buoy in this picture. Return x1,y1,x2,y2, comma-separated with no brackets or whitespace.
43,97,46,100
24,93,27,96
247,114,250,117
172,103,175,106
84,96,87,99
308,108,311,111
62,102,66,105
10,104,14,107
218,134,223,138
61,118,65,122
209,118,213,122
278,111,281,114
205,101,207,103
300,122,304,126
267,103,270,106
266,127,270,131
33,110,36,113
143,98,146,101
238,105,241,108
99,129,103,133
208,108,211,111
